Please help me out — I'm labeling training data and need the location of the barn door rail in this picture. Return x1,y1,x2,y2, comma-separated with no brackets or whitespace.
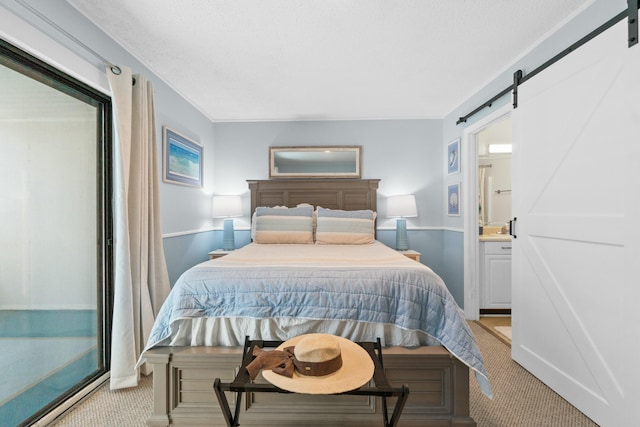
456,4,635,125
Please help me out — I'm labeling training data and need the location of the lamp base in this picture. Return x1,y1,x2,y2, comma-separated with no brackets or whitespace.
222,218,235,251
395,218,409,251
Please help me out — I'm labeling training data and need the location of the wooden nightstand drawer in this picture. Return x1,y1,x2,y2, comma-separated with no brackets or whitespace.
208,250,233,260
399,250,421,262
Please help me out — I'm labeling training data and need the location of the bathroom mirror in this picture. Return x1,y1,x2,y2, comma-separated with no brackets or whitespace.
269,146,362,178
478,117,512,227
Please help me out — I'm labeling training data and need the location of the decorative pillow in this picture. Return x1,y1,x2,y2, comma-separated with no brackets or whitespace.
253,205,314,244
315,207,375,245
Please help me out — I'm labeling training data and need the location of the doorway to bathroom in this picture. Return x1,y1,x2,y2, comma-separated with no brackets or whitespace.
477,116,512,318
462,104,512,323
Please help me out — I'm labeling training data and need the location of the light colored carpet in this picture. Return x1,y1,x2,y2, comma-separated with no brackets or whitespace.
52,374,153,427
53,324,598,426
468,322,597,426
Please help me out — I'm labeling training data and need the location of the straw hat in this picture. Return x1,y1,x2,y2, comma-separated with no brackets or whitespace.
262,333,374,394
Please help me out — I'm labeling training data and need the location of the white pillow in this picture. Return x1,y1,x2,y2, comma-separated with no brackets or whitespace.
253,205,314,244
315,207,375,245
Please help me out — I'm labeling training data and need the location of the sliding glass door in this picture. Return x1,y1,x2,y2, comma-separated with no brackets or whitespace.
0,40,112,426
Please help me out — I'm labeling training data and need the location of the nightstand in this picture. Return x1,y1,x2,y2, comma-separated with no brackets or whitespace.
208,250,233,260
398,250,421,262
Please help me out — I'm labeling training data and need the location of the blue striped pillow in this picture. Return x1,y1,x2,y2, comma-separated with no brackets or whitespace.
254,206,314,244
315,207,375,245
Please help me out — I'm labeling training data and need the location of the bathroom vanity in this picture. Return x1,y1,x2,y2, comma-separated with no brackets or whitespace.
479,233,512,310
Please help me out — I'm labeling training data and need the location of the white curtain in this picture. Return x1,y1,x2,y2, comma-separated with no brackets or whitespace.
107,65,171,390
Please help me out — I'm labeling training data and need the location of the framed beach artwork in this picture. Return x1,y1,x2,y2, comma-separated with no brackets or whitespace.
447,138,460,174
447,183,460,216
163,126,203,187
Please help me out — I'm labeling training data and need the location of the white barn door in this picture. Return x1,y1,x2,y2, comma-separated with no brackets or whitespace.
511,20,640,426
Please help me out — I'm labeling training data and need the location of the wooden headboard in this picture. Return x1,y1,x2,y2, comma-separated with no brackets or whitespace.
247,179,380,213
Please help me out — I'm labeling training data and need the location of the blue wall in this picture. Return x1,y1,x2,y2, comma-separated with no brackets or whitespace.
163,230,253,285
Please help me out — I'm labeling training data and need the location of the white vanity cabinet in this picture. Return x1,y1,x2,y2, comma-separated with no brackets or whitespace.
480,241,512,309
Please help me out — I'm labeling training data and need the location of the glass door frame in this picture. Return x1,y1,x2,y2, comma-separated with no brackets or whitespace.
0,38,113,426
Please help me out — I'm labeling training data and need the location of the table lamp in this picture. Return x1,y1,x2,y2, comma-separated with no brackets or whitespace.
213,195,242,250
387,194,417,251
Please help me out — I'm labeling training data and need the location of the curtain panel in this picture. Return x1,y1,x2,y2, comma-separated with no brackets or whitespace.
107,65,171,389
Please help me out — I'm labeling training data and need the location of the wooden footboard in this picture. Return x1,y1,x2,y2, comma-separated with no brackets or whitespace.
144,345,475,426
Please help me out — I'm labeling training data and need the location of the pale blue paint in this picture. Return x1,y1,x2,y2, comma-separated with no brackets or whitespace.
212,119,444,227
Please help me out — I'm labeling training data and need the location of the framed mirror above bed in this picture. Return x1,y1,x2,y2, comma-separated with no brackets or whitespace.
269,146,361,178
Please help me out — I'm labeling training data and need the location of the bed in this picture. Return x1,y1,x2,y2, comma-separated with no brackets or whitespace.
142,179,490,426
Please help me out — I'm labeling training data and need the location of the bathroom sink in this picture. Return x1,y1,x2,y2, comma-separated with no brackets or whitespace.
483,233,511,239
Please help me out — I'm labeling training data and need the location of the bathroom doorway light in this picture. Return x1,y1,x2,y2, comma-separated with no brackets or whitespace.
488,143,512,154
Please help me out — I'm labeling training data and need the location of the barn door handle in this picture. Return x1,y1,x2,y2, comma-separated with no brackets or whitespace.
509,217,517,239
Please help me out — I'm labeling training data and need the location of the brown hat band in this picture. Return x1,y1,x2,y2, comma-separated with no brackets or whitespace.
246,345,343,380
292,350,343,377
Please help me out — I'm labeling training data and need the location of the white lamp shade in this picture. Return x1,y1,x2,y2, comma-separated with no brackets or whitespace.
387,194,417,218
212,195,242,218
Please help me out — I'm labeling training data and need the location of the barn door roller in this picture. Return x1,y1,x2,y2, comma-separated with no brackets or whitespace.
630,0,639,47
512,70,523,109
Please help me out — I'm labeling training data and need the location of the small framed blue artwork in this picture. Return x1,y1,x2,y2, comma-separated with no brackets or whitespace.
447,138,460,174
163,126,203,187
447,183,460,216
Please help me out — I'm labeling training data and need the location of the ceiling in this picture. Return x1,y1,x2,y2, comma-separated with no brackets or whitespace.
66,0,590,122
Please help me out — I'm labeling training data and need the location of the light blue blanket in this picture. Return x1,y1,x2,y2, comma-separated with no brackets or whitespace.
144,261,492,397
